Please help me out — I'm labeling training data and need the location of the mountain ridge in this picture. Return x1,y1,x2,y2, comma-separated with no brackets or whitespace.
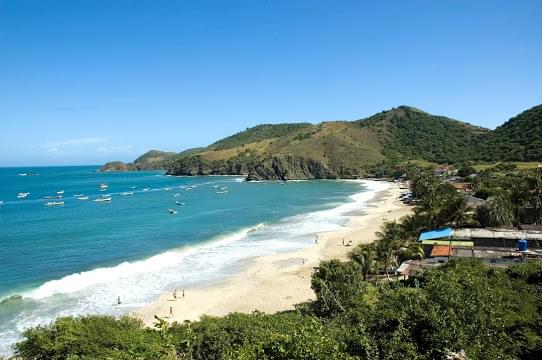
101,104,542,179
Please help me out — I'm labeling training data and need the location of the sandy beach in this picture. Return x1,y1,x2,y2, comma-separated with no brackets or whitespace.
136,181,411,326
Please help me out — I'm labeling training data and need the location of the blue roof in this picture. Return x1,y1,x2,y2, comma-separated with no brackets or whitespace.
418,227,453,241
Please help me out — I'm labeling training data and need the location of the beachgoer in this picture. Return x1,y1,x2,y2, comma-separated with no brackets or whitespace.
169,306,173,317
315,235,318,244
117,296,121,305
173,290,177,300
342,238,345,246
182,289,185,298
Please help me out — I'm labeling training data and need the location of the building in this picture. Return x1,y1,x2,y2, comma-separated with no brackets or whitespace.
418,227,542,264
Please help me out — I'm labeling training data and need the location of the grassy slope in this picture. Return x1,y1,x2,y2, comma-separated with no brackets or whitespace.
135,104,542,175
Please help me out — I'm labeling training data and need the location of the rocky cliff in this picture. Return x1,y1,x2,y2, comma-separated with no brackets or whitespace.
246,156,336,181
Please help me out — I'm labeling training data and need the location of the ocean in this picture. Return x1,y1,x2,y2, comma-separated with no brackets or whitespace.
0,166,387,355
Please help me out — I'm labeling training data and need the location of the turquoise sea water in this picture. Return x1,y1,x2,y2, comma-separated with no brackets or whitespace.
0,166,385,355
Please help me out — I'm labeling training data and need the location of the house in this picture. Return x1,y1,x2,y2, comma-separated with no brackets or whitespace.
433,165,452,177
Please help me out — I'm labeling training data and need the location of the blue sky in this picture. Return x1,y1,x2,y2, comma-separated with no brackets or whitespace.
1,0,541,166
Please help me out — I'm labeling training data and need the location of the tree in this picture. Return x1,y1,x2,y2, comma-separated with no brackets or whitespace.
487,193,516,227
375,221,403,280
349,244,377,281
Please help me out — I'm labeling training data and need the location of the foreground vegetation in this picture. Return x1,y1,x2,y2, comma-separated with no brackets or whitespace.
11,259,542,360
9,166,542,359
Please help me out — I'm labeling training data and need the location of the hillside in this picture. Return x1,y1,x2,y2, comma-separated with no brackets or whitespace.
100,150,177,172
478,104,542,162
165,106,497,180
104,104,542,179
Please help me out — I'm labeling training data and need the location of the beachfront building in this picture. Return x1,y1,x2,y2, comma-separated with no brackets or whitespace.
417,227,542,265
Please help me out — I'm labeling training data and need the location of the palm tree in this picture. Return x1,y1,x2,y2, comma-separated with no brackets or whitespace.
375,221,403,280
441,196,478,227
397,243,425,262
487,193,515,227
350,244,377,281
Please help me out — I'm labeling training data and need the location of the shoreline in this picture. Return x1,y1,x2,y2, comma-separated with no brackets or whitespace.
135,180,411,326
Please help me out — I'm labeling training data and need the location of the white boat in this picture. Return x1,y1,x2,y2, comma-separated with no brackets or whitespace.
77,196,89,200
44,195,62,199
216,190,228,194
130,186,136,189
164,187,172,191
44,201,64,206
93,197,111,202
73,194,84,197
99,183,108,189
173,193,181,197
143,188,150,192
17,192,30,199
212,185,219,188
168,209,178,214
18,173,28,176
175,201,185,206
56,190,64,195
120,192,134,196
101,194,112,198
99,188,107,192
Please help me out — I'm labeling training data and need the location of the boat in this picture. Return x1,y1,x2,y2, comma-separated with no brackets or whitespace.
143,188,150,192
56,190,64,195
164,187,172,191
120,192,134,196
175,201,185,206
17,192,30,199
101,194,112,198
93,197,111,202
216,190,228,194
212,185,219,188
99,183,108,189
18,173,28,176
44,201,64,206
44,195,62,199
76,196,89,200
168,209,178,214
130,186,136,189
99,188,107,192
173,193,181,197
73,194,84,197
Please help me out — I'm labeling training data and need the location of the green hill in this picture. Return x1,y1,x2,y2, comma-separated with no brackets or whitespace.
104,104,542,179
208,123,312,151
479,104,542,162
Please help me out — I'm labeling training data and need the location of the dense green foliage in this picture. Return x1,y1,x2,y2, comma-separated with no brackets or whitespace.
480,105,542,162
208,123,312,151
359,106,487,163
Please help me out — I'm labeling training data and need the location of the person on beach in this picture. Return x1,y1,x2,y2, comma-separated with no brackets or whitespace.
117,296,121,305
169,306,173,317
182,289,185,298
342,238,345,246
315,235,318,244
173,290,177,300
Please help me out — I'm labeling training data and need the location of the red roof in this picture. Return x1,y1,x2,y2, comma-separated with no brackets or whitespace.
430,245,452,257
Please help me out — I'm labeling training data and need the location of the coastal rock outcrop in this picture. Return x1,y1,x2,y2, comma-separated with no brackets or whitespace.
246,156,336,181
166,155,251,176
100,161,131,172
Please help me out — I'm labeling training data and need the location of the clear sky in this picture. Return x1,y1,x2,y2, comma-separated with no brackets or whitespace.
1,0,541,166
